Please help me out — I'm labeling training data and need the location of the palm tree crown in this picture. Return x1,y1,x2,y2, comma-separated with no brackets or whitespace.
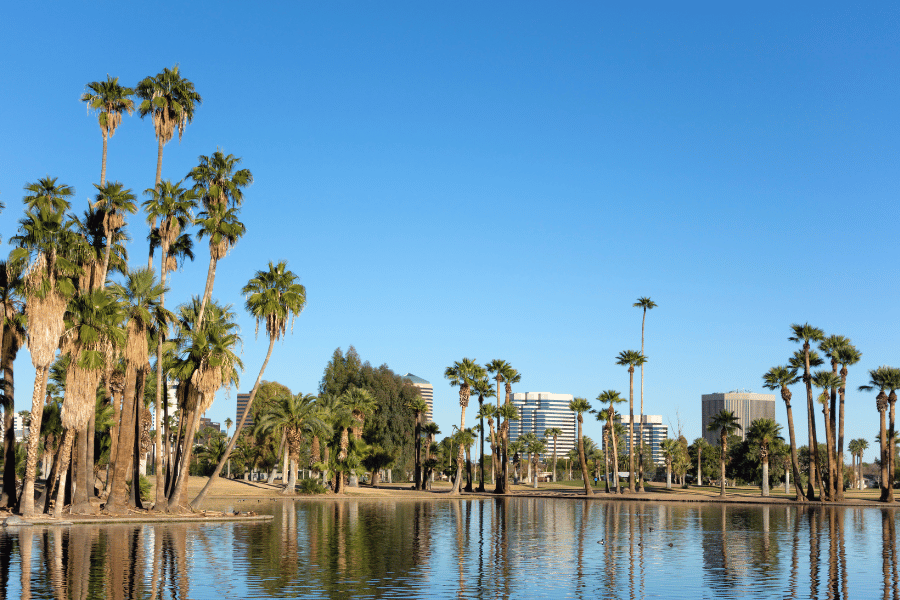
136,65,202,145
81,75,134,140
242,260,307,341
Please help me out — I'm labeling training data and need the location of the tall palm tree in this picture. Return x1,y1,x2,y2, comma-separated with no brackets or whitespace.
597,390,625,493
747,418,783,497
10,179,79,516
847,438,862,490
168,300,242,509
615,350,647,492
692,437,708,487
544,427,563,483
763,365,805,501
81,76,135,186
136,65,202,267
812,370,843,501
569,397,593,496
633,296,656,491
485,359,513,493
91,182,136,287
191,261,305,508
421,422,441,489
477,402,497,487
106,268,172,514
54,288,125,516
408,395,429,490
834,343,862,500
860,367,892,501
789,323,826,500
707,409,741,497
0,262,25,507
471,376,495,492
852,438,869,489
881,368,900,500
143,179,197,506
444,358,485,495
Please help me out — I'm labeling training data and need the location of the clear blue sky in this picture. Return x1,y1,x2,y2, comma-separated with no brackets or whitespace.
1,2,898,462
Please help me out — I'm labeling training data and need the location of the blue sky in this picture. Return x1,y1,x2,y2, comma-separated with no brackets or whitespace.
1,2,898,462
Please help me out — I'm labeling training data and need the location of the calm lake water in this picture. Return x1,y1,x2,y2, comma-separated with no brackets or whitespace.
0,497,897,599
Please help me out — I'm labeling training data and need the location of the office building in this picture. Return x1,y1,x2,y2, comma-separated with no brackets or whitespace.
615,415,669,465
509,392,577,458
701,390,777,445
236,392,253,431
402,373,434,423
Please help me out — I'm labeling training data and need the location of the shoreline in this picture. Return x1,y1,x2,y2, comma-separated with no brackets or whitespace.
4,476,894,525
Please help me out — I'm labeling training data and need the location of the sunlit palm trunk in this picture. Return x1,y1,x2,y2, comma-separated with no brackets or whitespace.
836,374,848,500
719,434,727,497
638,317,646,492
107,369,139,512
53,431,75,518
148,136,164,269
450,405,465,495
803,346,823,500
628,367,635,493
154,245,169,511
195,254,218,332
19,366,49,516
577,415,592,496
761,451,770,497
889,395,896,500
782,391,805,501
879,403,889,501
821,400,836,502
190,334,276,509
100,132,108,187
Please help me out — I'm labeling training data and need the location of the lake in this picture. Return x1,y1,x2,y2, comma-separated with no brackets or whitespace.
0,497,896,599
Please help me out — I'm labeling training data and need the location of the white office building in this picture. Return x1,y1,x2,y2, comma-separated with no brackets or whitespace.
509,392,577,458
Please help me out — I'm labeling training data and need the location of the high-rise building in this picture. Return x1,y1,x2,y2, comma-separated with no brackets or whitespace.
509,392,577,458
401,373,433,423
615,415,669,465
236,392,253,431
701,390,777,445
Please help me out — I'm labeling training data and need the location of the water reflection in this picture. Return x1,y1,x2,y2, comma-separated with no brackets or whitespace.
0,501,899,598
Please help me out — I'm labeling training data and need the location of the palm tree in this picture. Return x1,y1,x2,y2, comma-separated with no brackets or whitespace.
518,432,538,484
422,422,441,489
615,350,647,492
136,65,202,267
568,397,593,496
471,376,495,492
480,403,499,485
342,387,377,442
485,359,513,493
143,179,197,505
544,427,563,482
597,390,625,494
10,179,79,516
692,437,708,487
596,408,615,491
0,262,25,507
660,438,678,489
853,438,869,489
191,261,306,508
528,439,547,489
633,296,656,491
55,288,125,515
91,182,136,288
834,343,862,500
193,203,246,330
847,438,862,490
763,365,805,501
860,367,892,501
747,418,783,497
707,409,741,497
455,427,477,492
812,370,843,501
106,268,172,514
408,395,429,490
881,368,900,500
444,358,485,495
81,75,135,186
256,393,322,494
789,323,826,500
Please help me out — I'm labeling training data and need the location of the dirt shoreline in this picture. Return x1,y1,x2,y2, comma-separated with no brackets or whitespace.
6,476,893,524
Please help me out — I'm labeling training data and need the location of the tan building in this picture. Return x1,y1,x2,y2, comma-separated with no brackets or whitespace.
701,390,777,445
402,374,433,423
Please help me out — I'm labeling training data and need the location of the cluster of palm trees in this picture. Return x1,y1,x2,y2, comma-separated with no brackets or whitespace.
0,67,308,516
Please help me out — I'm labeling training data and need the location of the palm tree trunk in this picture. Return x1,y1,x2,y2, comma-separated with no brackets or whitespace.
638,315,646,492
609,401,621,494
804,348,823,500
154,246,169,511
603,431,610,492
106,368,138,513
450,400,465,495
888,398,896,502
628,370,635,493
100,132,108,187
0,345,17,508
720,435,727,497
195,254,218,333
477,410,485,492
190,335,276,509
762,455,770,497
18,365,50,516
880,408,890,502
577,416,592,496
822,404,836,502
552,438,558,483
148,136,164,269
53,431,75,518
836,383,847,500
783,398,805,501
168,404,199,510
697,449,702,486
666,460,671,489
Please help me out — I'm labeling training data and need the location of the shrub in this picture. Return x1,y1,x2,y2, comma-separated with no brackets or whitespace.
298,478,326,495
